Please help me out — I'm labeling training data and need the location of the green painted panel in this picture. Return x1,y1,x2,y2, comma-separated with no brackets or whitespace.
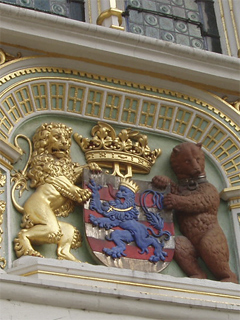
8,115,236,279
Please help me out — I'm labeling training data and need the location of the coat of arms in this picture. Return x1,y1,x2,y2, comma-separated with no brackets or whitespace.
74,122,175,272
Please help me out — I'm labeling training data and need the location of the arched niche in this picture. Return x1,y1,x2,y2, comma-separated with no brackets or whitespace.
0,58,239,279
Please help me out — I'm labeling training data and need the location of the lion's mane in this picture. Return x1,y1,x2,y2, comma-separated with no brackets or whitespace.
28,123,80,188
32,122,72,157
27,123,80,217
107,194,139,221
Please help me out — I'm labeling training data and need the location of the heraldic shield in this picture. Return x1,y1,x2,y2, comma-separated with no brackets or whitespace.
83,170,175,273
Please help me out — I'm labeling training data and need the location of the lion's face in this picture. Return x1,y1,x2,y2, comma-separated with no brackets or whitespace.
46,128,71,159
32,123,72,158
115,186,135,206
28,123,75,188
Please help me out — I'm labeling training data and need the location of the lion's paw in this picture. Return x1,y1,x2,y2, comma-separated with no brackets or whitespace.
88,162,102,173
103,247,126,259
149,250,167,263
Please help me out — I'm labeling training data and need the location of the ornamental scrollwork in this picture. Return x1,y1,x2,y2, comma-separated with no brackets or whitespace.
0,48,22,65
222,96,240,112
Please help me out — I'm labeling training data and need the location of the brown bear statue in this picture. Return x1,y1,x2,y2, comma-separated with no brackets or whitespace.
152,142,238,283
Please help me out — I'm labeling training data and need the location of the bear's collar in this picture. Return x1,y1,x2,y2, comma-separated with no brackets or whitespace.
178,175,208,190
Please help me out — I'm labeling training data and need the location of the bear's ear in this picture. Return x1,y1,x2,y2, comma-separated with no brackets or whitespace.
173,146,181,153
196,142,202,149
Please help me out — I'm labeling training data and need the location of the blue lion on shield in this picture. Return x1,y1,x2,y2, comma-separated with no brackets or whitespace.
88,178,171,263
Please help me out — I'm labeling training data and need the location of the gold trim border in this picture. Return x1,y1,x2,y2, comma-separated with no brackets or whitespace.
0,159,13,170
0,70,239,185
229,0,240,52
0,67,239,126
0,42,239,97
230,203,240,210
21,270,240,302
0,70,239,138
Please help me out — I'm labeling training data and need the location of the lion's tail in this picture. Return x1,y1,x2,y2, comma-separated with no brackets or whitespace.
147,227,171,240
11,182,24,214
11,134,33,214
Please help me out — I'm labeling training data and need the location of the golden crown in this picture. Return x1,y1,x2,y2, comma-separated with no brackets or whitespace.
74,122,161,177
120,178,140,193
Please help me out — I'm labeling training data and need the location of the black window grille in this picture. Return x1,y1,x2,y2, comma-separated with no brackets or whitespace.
123,0,221,53
0,0,85,22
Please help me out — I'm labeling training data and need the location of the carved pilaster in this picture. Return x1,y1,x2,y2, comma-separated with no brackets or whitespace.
221,186,240,278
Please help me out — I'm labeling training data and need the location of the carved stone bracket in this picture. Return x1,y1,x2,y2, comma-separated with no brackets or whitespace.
221,186,240,279
221,186,240,211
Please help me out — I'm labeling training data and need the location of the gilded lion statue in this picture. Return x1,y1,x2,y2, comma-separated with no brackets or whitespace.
12,122,101,262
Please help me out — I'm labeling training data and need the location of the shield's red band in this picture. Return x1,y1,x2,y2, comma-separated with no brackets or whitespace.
84,184,161,207
84,209,175,235
84,176,175,270
87,237,174,262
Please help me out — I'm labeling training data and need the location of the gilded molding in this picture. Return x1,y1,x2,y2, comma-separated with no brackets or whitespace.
0,67,240,145
218,0,231,56
0,172,6,190
0,67,239,186
222,96,240,112
0,48,22,65
0,42,239,96
87,0,92,24
0,67,239,134
21,270,240,301
0,159,13,171
97,0,101,16
230,203,240,210
229,0,240,52
230,100,239,112
220,186,240,202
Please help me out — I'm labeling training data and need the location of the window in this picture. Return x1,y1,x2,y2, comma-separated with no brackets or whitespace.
0,0,85,21
124,0,221,53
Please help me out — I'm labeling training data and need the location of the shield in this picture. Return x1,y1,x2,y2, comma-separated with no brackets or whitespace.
83,170,175,273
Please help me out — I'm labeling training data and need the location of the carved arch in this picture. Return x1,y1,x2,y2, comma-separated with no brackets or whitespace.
0,58,239,275
0,63,239,189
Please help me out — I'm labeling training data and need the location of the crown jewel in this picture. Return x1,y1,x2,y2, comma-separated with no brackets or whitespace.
74,122,161,177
